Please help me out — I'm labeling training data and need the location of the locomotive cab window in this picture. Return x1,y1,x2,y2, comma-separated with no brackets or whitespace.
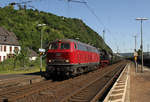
74,44,77,49
49,43,59,49
61,43,70,49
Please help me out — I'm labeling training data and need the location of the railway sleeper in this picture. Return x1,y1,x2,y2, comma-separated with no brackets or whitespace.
74,92,95,99
72,75,121,100
71,96,89,100
74,94,96,100
71,95,96,101
69,98,89,102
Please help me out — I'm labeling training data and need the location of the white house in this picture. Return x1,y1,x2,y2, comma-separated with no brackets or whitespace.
0,27,21,62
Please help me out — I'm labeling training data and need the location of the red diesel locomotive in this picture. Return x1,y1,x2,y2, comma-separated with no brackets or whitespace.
45,39,100,78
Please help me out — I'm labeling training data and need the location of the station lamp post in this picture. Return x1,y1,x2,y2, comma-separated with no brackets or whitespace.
136,17,148,73
37,23,46,74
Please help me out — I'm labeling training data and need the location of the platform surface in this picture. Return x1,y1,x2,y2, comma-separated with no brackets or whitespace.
129,63,150,102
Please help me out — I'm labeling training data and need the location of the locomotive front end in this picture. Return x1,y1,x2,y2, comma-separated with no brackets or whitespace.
45,40,73,77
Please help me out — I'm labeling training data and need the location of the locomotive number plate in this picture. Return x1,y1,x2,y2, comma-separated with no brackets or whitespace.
56,53,61,56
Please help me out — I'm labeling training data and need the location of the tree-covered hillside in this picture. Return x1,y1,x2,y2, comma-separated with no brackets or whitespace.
0,5,112,53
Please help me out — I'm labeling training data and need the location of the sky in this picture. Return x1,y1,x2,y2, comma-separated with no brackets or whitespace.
0,0,150,53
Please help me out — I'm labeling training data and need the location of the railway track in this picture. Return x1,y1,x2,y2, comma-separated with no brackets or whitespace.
0,61,128,102
0,76,44,91
60,64,126,102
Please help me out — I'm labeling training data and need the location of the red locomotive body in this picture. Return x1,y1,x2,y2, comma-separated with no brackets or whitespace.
45,39,100,78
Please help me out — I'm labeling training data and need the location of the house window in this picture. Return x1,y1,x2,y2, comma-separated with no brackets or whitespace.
0,46,1,52
14,47,19,53
10,46,12,52
0,46,2,51
4,46,6,52
3,56,5,60
4,36,7,41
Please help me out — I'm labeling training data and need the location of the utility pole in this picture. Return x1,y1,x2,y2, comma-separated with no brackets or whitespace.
37,24,46,74
117,46,119,54
147,44,149,55
133,35,137,51
102,29,105,49
103,30,105,42
136,17,148,73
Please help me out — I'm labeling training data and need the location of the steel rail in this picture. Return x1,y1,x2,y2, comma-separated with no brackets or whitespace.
0,61,127,102
90,64,127,102
60,64,126,102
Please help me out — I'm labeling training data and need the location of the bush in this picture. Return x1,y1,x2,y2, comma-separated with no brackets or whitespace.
0,57,46,72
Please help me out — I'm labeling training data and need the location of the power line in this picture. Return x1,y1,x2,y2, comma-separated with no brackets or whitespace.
82,1,117,50
58,0,118,52
60,0,114,36
10,0,32,5
67,0,86,3
83,3,105,28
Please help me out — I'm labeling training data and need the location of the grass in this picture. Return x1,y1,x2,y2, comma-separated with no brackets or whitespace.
0,67,46,75
0,58,46,75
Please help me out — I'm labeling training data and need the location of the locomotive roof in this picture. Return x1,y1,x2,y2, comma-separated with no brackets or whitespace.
52,39,97,50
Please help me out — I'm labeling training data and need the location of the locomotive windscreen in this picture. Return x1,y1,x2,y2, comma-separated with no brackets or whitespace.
61,43,70,49
49,43,59,49
49,42,70,50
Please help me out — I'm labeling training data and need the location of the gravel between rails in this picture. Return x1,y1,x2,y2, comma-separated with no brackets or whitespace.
0,76,45,91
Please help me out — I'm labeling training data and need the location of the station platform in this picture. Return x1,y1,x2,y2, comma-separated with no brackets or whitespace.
129,63,150,102
104,61,150,102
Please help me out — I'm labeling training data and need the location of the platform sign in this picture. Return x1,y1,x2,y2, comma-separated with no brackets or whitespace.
39,48,45,53
134,52,138,61
134,51,138,72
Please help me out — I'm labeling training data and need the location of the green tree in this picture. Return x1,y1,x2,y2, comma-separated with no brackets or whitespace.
18,45,29,68
0,5,112,54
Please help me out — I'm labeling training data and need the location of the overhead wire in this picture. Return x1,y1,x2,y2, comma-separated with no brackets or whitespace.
82,0,118,52
2,0,118,52
61,0,117,52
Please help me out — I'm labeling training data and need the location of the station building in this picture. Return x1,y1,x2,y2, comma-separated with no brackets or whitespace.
0,27,21,62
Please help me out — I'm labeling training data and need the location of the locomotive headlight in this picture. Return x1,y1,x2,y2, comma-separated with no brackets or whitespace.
49,60,52,63
65,60,69,63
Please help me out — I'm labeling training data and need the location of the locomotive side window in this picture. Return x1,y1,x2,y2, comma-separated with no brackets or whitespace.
74,43,77,49
77,43,80,50
49,43,59,49
61,43,70,49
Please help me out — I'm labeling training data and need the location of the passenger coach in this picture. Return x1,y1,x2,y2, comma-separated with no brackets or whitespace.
45,39,100,78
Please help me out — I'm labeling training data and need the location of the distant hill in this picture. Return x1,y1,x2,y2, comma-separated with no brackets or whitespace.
119,52,150,58
0,5,112,53
119,53,133,57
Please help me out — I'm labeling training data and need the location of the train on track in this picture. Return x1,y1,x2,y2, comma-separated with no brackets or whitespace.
45,39,117,79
